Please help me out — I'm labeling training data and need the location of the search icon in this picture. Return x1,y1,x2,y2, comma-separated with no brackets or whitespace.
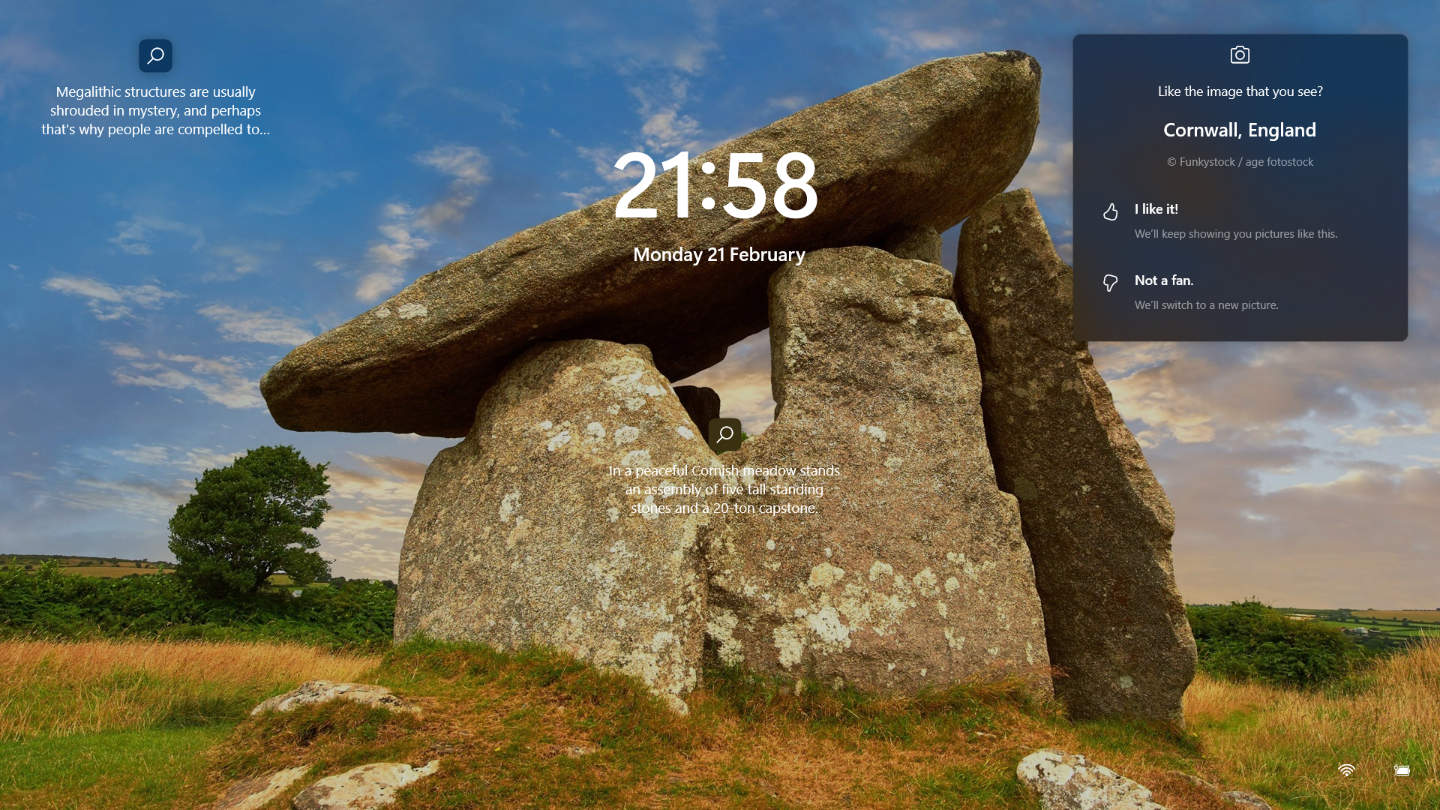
708,418,743,452
138,39,172,72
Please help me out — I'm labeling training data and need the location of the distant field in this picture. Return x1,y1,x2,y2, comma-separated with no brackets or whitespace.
0,555,319,584
1278,607,1440,651
1354,610,1440,623
1,554,167,570
56,565,171,578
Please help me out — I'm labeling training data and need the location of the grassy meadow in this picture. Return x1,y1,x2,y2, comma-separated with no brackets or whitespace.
0,640,378,808
0,635,1436,809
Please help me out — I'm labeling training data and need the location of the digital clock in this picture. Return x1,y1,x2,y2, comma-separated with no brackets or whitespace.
613,151,818,220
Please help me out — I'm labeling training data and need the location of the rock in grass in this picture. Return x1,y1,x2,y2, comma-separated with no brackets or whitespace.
1017,750,1165,810
291,760,439,810
704,247,1050,692
954,189,1196,725
394,340,719,712
250,681,420,717
207,765,309,810
261,51,1041,437
1221,790,1272,809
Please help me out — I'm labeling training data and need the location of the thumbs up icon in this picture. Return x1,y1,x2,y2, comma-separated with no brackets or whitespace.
1102,202,1119,222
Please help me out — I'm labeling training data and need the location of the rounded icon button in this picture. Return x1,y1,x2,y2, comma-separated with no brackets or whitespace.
139,38,172,73
708,417,743,452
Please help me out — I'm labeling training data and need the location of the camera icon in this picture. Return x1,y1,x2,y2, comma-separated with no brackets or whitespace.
1229,45,1250,65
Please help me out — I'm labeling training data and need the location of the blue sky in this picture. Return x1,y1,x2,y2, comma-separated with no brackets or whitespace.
2,1,1437,604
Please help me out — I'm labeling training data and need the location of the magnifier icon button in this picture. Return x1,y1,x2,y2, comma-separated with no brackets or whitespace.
708,418,743,452
139,39,172,72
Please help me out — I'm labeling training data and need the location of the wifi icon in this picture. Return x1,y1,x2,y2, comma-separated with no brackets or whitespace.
1338,763,1357,777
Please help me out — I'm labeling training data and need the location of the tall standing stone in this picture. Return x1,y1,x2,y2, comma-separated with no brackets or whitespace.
954,189,1196,725
705,246,1051,693
394,340,721,712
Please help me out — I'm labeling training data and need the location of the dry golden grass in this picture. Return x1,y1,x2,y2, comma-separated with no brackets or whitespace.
9,637,1439,808
209,643,1240,810
1186,639,1440,808
0,639,379,741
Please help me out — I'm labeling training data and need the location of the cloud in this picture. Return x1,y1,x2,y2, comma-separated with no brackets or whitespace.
766,96,806,113
1011,135,1073,198
107,345,263,409
246,169,358,216
207,245,267,280
640,107,702,153
366,204,429,267
1417,137,1440,179
313,258,342,273
357,203,430,301
43,275,181,320
677,330,776,432
576,145,637,182
110,445,171,465
1333,414,1440,447
414,144,491,228
353,146,490,301
198,304,314,346
351,453,427,483
0,34,61,102
108,216,205,256
1157,444,1440,607
328,453,427,504
317,452,435,580
629,78,704,153
873,13,975,59
560,186,607,209
110,444,242,473
559,75,706,204
355,268,404,302
58,477,190,521
414,145,490,185
549,2,717,77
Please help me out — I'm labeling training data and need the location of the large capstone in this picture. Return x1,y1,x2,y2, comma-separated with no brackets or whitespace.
954,189,1196,725
261,52,1042,436
704,246,1051,693
393,340,721,712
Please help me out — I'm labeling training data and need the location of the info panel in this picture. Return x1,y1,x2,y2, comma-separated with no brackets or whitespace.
1073,35,1407,341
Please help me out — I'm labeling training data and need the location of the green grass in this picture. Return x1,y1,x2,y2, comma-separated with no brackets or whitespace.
18,635,1440,808
0,726,224,809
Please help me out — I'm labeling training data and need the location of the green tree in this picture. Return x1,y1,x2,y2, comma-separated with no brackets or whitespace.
168,445,332,597
1187,601,1360,688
